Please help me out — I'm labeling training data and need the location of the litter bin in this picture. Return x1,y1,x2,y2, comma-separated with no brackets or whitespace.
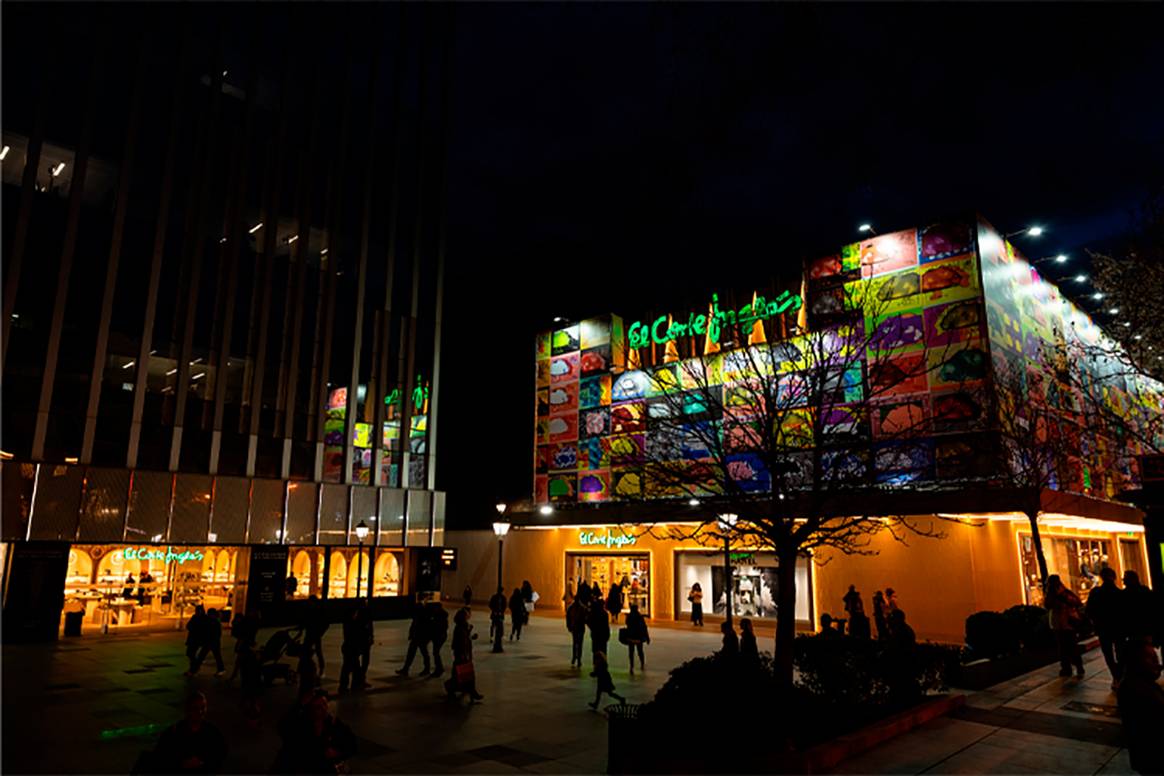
64,610,84,637
606,703,642,774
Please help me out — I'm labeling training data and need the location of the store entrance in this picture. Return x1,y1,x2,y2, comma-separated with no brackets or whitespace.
569,553,650,616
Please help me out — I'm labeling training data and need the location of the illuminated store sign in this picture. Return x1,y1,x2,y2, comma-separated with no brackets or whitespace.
578,530,638,548
123,547,205,564
627,291,802,350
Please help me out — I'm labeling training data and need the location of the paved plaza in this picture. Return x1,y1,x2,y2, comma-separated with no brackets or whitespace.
2,608,1154,775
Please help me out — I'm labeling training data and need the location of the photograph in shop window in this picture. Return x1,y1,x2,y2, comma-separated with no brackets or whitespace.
524,214,1162,635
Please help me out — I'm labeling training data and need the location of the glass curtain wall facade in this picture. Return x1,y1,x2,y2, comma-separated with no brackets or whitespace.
2,7,448,494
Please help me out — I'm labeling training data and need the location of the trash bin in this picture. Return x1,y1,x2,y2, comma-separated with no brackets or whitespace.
64,611,84,637
606,703,642,774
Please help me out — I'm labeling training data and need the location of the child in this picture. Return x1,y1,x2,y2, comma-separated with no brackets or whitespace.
588,651,626,709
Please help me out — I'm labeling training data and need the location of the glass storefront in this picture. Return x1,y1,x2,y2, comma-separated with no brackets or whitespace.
285,546,404,600
569,553,650,615
1119,538,1147,584
64,544,245,634
675,551,813,625
1019,533,1115,605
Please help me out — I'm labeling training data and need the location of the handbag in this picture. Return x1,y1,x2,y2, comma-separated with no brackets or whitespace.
454,661,475,686
618,627,630,645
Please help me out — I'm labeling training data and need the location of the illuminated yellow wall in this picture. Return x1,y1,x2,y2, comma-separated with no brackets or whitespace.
443,519,1148,645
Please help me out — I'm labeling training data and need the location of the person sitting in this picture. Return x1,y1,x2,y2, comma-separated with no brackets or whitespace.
151,692,227,774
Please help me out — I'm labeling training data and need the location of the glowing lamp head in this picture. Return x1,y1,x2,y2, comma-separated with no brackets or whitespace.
1054,254,1067,263
354,520,370,541
719,512,739,529
687,498,699,506
538,504,553,516
493,521,511,538
1092,292,1104,300
858,224,874,233
495,502,507,515
1073,274,1087,283
1027,226,1044,237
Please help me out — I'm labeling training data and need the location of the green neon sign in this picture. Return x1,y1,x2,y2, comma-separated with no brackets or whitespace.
627,291,802,350
123,547,205,564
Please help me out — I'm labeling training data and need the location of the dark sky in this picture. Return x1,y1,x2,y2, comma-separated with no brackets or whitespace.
438,2,1164,526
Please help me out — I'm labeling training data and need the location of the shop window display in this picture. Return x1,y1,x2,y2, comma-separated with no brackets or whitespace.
676,551,812,625
1020,533,1117,605
287,548,326,599
373,550,403,597
570,553,650,615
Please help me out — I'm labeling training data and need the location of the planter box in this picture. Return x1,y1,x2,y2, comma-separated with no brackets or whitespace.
949,637,1098,691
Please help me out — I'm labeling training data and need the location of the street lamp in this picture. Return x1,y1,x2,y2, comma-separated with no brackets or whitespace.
858,223,876,236
1032,254,1068,266
354,519,369,598
1073,274,1088,283
493,505,510,653
1005,226,1044,238
719,513,739,628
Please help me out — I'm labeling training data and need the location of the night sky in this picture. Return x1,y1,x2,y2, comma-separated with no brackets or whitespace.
438,2,1164,526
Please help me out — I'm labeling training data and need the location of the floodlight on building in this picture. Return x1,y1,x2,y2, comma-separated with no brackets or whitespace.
0,145,10,161
122,361,135,369
248,222,263,234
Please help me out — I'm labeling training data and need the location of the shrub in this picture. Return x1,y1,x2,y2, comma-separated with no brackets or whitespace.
965,610,1020,658
1002,605,1054,652
793,634,959,707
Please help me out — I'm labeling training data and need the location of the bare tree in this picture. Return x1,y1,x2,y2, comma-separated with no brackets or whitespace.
613,278,976,686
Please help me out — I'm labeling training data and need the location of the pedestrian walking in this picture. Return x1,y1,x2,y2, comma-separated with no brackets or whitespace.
521,580,537,626
149,692,227,774
196,609,226,676
578,580,592,606
237,640,263,728
509,588,526,641
303,595,328,676
397,602,431,676
227,612,257,683
338,609,365,694
562,582,575,609
428,600,449,678
1116,637,1164,776
488,586,507,646
462,585,473,608
740,617,759,666
184,605,207,676
1122,571,1159,648
621,603,649,674
688,582,704,627
872,590,888,639
357,599,374,683
444,607,484,701
606,583,624,623
588,651,626,709
588,598,611,664
720,620,740,657
566,597,587,667
1045,574,1085,678
1086,567,1126,688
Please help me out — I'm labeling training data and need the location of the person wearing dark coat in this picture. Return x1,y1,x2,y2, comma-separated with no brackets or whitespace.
606,584,624,623
577,580,592,607
1122,571,1159,646
303,595,329,676
521,580,535,625
1117,638,1164,776
739,618,760,666
588,599,611,665
191,609,225,676
427,601,449,677
1086,567,1126,688
152,692,227,774
338,609,365,693
397,603,431,676
488,586,507,649
588,651,626,710
184,605,207,675
122,573,136,601
462,585,473,608
566,598,588,667
623,603,650,673
872,591,888,640
444,607,484,701
720,620,740,657
509,588,526,641
273,690,357,774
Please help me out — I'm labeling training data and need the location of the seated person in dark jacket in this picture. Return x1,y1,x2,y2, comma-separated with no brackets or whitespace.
153,692,227,774
274,689,357,774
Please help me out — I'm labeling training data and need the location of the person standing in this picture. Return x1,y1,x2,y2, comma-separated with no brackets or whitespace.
356,599,374,688
1045,574,1085,678
123,572,136,600
843,584,870,639
1116,637,1164,775
488,586,507,647
444,607,484,701
578,580,592,607
872,591,888,640
521,580,536,627
303,595,328,676
227,612,257,684
285,574,299,599
508,588,526,641
562,582,575,609
338,609,364,694
1121,571,1159,652
428,600,449,678
688,583,704,627
184,605,207,676
623,603,649,674
192,609,226,676
588,651,626,709
1085,567,1126,688
606,583,623,623
885,588,900,616
720,620,740,657
397,602,431,677
588,598,611,665
138,570,155,606
739,617,759,666
566,597,587,667
462,585,473,609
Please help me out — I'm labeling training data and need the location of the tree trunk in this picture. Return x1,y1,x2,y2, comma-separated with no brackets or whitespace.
1026,509,1049,586
773,542,798,688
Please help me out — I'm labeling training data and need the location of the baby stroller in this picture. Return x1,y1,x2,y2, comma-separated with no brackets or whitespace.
259,627,304,686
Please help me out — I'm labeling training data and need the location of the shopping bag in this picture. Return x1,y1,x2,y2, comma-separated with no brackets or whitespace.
454,661,475,686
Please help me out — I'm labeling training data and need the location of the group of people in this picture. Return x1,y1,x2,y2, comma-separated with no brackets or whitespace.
121,570,157,604
815,584,914,646
561,581,649,710
484,580,538,643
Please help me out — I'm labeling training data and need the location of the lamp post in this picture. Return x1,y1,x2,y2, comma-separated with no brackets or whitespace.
354,520,369,598
493,505,510,654
719,513,738,628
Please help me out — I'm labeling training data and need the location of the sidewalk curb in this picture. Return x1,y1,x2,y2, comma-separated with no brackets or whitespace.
789,693,967,774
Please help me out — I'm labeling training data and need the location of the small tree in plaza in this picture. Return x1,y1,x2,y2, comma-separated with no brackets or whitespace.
615,273,978,687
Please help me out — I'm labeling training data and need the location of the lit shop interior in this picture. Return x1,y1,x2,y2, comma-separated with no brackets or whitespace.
569,552,651,614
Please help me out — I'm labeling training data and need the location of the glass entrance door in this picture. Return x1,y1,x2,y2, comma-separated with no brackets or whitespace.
569,553,650,616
